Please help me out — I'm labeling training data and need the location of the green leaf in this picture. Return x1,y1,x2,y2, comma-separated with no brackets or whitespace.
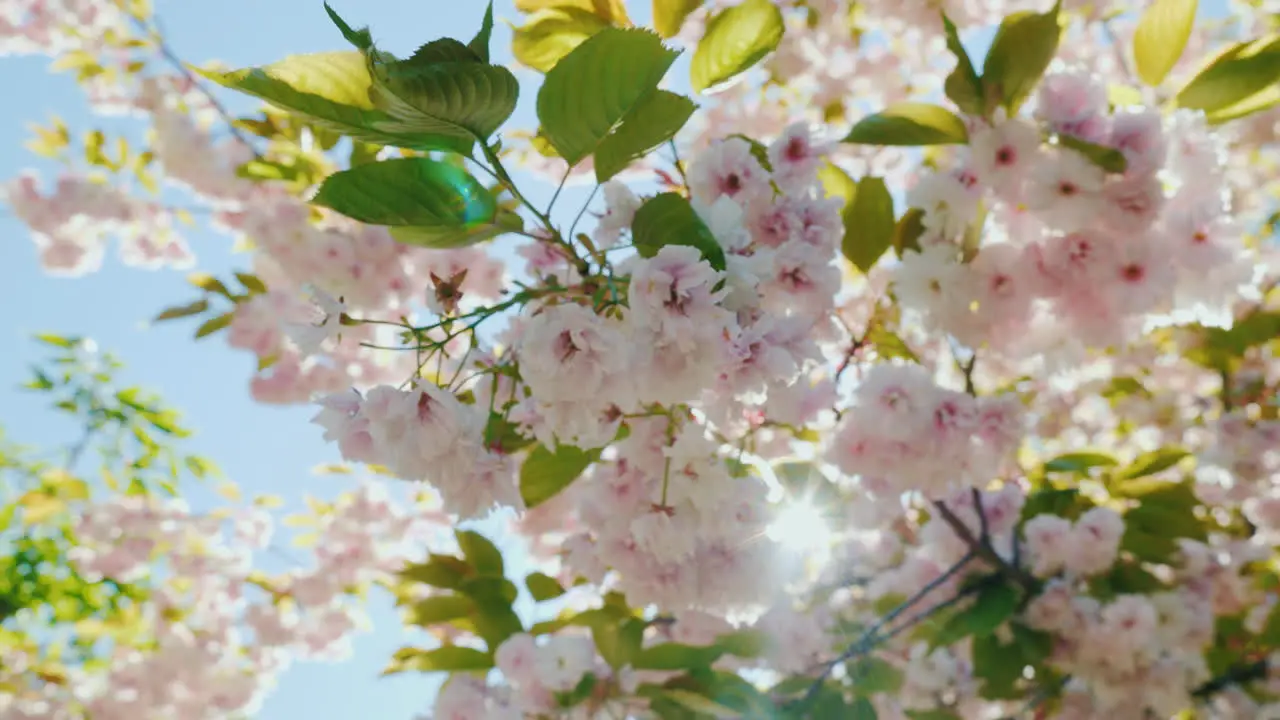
866,326,920,363
849,697,879,720
1057,134,1128,173
689,0,784,93
941,14,984,115
367,51,519,147
460,577,525,649
153,299,209,322
537,28,680,165
713,629,768,659
1043,452,1117,474
594,90,696,182
382,645,493,675
850,656,903,694
630,192,727,271
893,208,927,258
407,594,475,626
400,554,472,590
817,161,856,205
905,711,963,720
843,103,969,146
520,443,600,508
660,689,740,718
512,7,609,73
33,333,76,349
982,3,1063,114
456,530,504,576
484,413,535,455
461,576,521,606
526,571,566,601
199,52,448,151
1121,485,1206,563
390,210,524,250
654,0,703,38
1176,36,1280,114
323,2,372,50
726,133,773,170
468,1,496,63
1133,0,1198,86
932,582,1018,647
1119,447,1189,480
633,642,724,670
236,158,301,182
1205,82,1280,123
234,272,267,295
193,313,233,339
593,617,646,669
971,633,1024,699
842,177,895,273
188,272,232,298
1019,487,1085,525
313,159,512,249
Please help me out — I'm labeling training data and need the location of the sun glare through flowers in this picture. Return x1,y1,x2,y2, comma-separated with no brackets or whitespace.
767,499,833,566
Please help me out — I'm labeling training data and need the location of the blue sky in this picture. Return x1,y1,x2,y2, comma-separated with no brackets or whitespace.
0,0,1238,717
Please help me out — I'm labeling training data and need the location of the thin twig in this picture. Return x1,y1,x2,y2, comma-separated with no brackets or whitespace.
128,14,261,156
934,500,1037,590
567,183,601,248
801,552,977,705
667,139,689,188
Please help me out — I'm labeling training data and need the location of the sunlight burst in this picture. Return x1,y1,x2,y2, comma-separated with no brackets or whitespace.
767,500,833,555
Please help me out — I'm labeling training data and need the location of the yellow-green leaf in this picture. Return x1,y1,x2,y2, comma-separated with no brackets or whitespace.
1133,0,1198,86
653,0,702,38
512,7,609,73
526,572,566,601
982,3,1063,114
1175,34,1280,115
18,492,65,525
690,0,784,93
153,298,209,323
194,313,234,339
842,176,895,273
843,102,969,146
382,645,493,675
198,52,445,151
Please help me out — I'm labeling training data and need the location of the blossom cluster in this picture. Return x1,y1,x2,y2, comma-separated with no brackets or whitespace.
1,482,446,720
895,69,1256,360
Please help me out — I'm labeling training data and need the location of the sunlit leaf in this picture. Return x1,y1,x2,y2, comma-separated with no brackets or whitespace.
844,103,969,146
653,0,702,38
1133,0,1198,86
982,2,1062,114
593,89,695,182
690,0,784,92
537,28,680,165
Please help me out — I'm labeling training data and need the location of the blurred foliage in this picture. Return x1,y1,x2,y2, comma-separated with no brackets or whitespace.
0,333,217,694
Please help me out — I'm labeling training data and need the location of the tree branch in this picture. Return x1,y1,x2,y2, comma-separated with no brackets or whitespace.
129,14,262,157
933,500,1037,591
800,552,976,706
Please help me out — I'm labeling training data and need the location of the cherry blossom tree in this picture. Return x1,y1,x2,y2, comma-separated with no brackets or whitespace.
4,0,1280,718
